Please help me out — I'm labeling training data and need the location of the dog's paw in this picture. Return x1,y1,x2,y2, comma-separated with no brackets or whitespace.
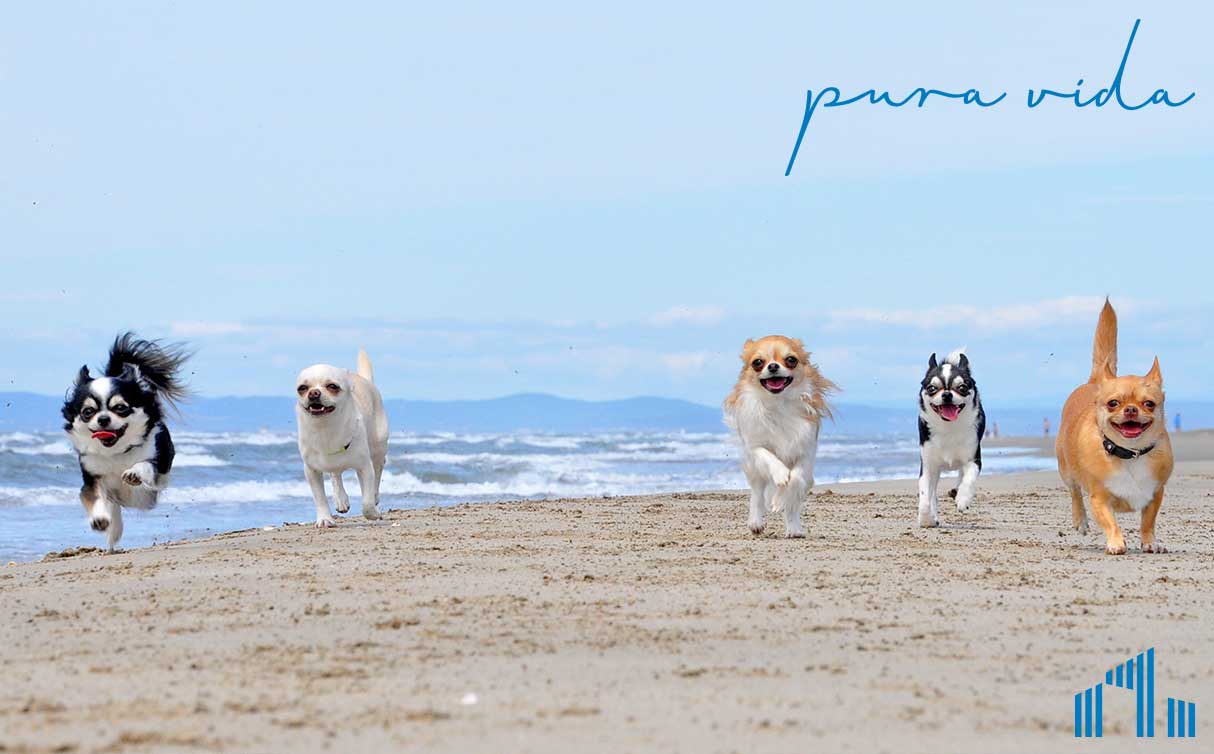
1074,518,1090,535
761,457,790,487
122,463,155,488
785,526,806,539
335,499,350,514
90,516,110,532
955,495,972,513
747,517,766,535
1142,541,1167,554
314,516,337,529
362,504,382,521
1105,539,1127,555
917,510,939,528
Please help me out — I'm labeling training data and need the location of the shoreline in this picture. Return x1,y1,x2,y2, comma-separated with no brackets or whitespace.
2,453,1212,751
15,430,1214,566
11,429,1214,565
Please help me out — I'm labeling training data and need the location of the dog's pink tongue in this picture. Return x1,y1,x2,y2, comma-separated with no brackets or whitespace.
939,405,961,421
1119,423,1144,438
91,431,117,440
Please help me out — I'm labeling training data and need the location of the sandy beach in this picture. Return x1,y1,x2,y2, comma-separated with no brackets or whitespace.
3,433,1212,753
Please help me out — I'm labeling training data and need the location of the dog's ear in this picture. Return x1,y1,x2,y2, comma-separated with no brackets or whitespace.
739,339,755,361
119,363,155,392
74,365,91,387
957,352,969,371
927,353,938,370
1145,356,1163,386
1098,356,1117,383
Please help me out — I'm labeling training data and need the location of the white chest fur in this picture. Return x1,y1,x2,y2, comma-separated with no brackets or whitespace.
1103,456,1160,511
297,409,365,473
728,391,820,467
920,413,979,471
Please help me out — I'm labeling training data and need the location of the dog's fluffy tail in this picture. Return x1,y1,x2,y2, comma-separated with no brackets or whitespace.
105,332,192,409
357,347,375,383
1089,298,1118,382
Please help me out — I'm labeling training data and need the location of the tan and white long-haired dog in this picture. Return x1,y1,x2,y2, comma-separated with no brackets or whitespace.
723,335,837,538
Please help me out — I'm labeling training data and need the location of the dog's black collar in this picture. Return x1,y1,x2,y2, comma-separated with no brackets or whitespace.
1102,436,1155,460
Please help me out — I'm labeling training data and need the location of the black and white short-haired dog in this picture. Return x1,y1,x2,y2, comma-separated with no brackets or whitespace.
62,333,191,551
917,348,985,528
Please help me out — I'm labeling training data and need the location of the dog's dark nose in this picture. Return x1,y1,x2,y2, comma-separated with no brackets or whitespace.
307,389,321,400
96,414,111,427
941,391,953,404
1124,405,1139,418
766,363,780,374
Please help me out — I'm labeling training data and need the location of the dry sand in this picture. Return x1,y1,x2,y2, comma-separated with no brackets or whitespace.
2,433,1212,753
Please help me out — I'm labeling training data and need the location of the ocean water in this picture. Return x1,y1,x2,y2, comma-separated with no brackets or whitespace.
0,429,1054,562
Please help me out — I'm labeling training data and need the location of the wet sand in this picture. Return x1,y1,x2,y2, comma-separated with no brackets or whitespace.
2,433,1212,753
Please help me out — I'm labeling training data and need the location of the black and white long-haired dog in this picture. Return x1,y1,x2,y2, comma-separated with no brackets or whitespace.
62,333,191,551
917,348,985,528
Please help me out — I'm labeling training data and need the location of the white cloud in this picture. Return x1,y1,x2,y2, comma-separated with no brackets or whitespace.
827,296,1115,332
649,305,726,327
170,321,246,336
660,351,712,377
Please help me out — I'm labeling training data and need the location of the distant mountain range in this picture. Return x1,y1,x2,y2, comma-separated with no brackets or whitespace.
2,391,1210,437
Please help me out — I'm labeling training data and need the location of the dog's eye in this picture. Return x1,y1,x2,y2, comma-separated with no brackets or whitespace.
81,408,95,419
1106,399,1120,409
783,356,798,369
750,359,764,372
297,385,308,394
111,404,131,417
954,386,969,396
1143,400,1156,410
925,386,938,395
325,383,341,393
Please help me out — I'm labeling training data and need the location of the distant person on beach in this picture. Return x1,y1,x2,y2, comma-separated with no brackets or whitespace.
992,422,1000,438
1174,413,1181,433
1043,417,1051,437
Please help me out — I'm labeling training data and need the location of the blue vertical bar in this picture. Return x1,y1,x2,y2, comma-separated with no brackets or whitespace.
1136,652,1145,737
1169,698,1176,737
1086,688,1093,737
1075,692,1082,737
1147,648,1155,737
1127,658,1134,689
1189,702,1196,738
1179,699,1186,738
1095,683,1103,737
1116,662,1124,687
1106,669,1113,685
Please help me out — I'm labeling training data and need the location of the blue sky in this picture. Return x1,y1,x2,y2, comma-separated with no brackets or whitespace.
1,2,1211,405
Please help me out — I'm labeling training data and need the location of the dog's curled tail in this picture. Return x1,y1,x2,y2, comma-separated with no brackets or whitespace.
1089,298,1118,382
105,332,192,408
357,347,375,384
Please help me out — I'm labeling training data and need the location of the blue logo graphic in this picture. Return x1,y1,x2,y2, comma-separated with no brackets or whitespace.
1074,647,1197,738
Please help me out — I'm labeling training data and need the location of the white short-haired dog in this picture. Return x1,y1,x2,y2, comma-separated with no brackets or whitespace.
295,349,388,528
